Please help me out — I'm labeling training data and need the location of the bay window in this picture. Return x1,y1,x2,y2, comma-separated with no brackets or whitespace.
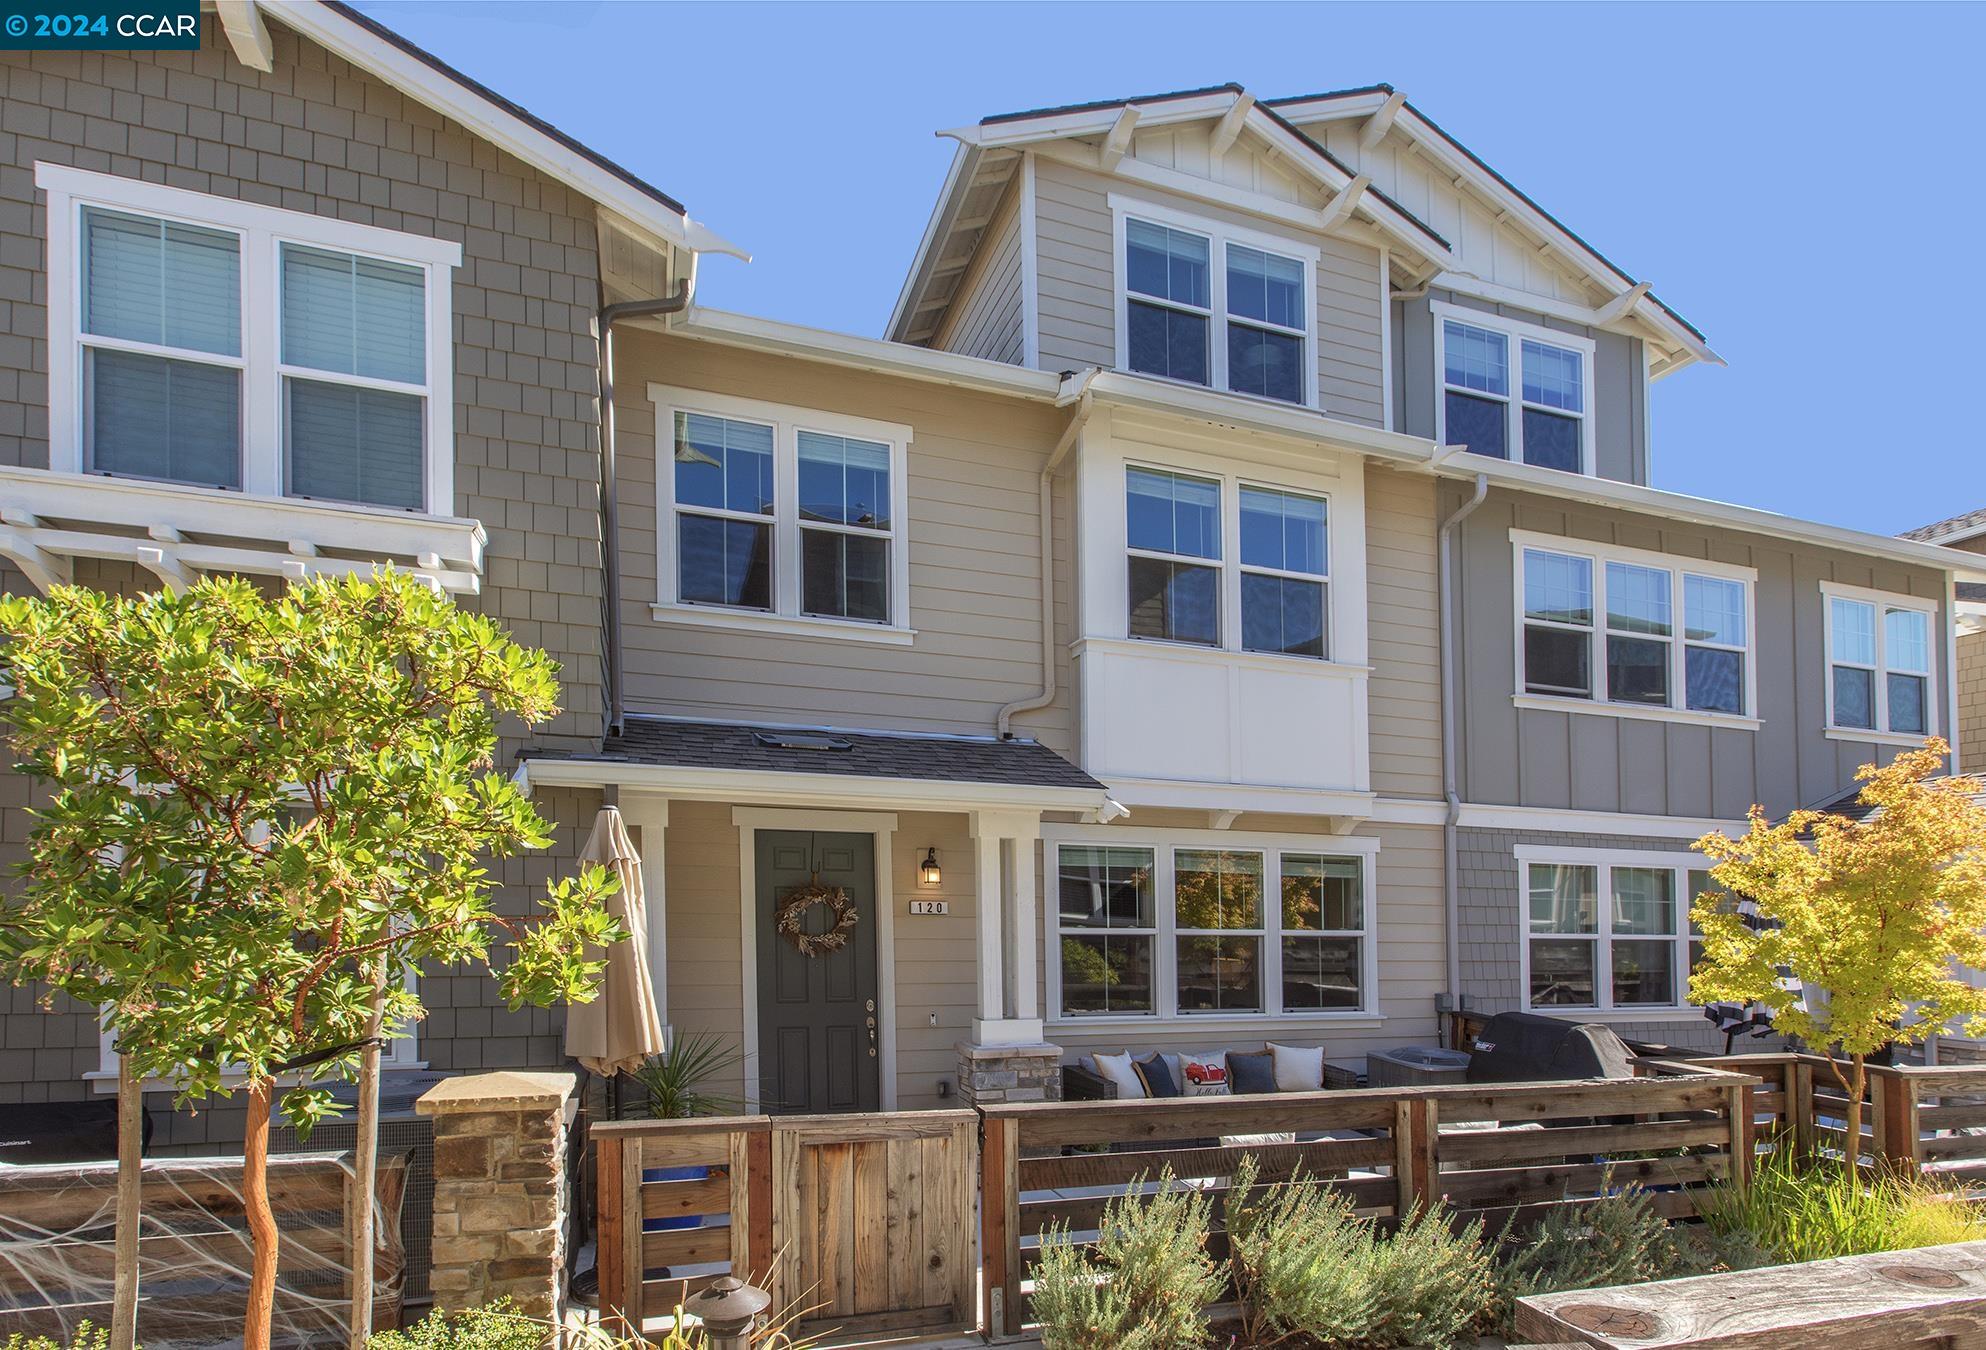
44,164,457,512
654,388,911,639
1435,303,1594,473
1115,196,1316,406
1127,467,1221,646
1051,833,1378,1022
1823,584,1937,739
1515,532,1756,723
1521,849,1706,1012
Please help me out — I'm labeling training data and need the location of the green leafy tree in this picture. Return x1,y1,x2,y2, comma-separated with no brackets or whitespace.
0,571,620,1350
1691,739,1986,1163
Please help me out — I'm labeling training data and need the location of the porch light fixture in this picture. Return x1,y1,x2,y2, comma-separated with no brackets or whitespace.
919,847,942,887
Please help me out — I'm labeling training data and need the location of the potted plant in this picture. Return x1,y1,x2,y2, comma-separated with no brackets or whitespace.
628,1031,747,1234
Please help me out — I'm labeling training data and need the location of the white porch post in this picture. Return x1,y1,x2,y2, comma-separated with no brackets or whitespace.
971,821,1006,1038
969,810,1044,1047
1008,827,1039,1024
618,792,670,1041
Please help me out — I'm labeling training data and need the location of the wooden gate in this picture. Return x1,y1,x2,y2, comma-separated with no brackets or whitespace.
594,1110,977,1342
771,1112,977,1339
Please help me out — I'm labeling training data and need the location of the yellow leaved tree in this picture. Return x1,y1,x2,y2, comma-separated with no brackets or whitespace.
1690,740,1986,1163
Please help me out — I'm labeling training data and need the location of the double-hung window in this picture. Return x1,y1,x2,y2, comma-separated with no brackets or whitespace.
1052,833,1378,1021
43,164,458,512
1116,198,1316,406
1126,467,1332,659
1127,467,1221,646
654,388,911,639
1823,585,1937,739
1516,532,1756,722
1435,302,1594,473
1521,849,1709,1012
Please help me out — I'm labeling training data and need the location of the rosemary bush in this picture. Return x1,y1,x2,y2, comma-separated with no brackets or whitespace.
1030,1168,1223,1350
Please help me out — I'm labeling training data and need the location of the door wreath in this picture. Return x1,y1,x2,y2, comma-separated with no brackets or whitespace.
775,874,860,958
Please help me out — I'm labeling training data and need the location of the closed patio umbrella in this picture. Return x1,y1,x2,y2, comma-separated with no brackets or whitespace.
564,806,665,1077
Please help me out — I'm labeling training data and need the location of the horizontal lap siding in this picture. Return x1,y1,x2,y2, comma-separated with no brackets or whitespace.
933,184,1023,365
1365,465,1442,800
1450,483,1953,820
0,21,609,1135
614,332,1075,754
1030,157,1386,428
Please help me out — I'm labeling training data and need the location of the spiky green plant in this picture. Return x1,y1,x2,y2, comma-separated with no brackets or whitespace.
1696,1148,1984,1265
629,1029,748,1120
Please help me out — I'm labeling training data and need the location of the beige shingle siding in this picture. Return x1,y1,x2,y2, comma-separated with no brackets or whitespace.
1961,630,1986,774
0,18,610,1135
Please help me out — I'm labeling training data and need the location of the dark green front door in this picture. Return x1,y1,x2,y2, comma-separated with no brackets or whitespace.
755,830,880,1114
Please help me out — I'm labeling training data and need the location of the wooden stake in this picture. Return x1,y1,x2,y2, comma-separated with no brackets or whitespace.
111,1049,141,1350
244,1078,280,1350
348,957,387,1349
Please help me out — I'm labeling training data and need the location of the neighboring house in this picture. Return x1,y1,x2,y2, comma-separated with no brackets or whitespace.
2,17,1983,1142
1900,508,1986,775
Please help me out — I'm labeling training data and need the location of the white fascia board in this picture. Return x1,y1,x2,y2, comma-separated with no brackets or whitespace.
887,140,975,342
513,756,1116,814
1082,370,1435,466
1433,454,1986,580
952,92,1454,272
659,306,1065,401
268,2,748,261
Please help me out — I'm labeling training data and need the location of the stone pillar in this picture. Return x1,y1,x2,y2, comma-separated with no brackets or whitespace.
955,1040,1063,1107
416,1069,578,1319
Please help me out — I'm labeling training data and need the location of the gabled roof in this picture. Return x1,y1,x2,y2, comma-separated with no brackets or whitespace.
1902,506,1986,546
250,1,746,260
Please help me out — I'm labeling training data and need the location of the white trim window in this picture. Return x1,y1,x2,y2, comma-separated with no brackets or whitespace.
1049,831,1379,1023
1434,301,1595,474
1518,847,1711,1013
650,387,913,641
1126,465,1334,660
40,163,459,513
1514,531,1757,725
1823,583,1938,740
1111,195,1319,408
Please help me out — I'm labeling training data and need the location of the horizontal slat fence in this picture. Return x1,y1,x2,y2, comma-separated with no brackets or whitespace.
981,1065,1759,1338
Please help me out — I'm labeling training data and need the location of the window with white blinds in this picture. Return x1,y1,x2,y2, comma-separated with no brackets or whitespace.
42,164,458,513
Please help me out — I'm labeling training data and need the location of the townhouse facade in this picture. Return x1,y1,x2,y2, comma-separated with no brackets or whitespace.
1900,509,1986,775
0,8,1981,1138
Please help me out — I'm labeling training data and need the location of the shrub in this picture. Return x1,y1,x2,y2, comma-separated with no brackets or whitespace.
1030,1168,1223,1350
1226,1157,1492,1349
368,1300,546,1350
1485,1187,1699,1334
4,1326,111,1350
1697,1148,1985,1265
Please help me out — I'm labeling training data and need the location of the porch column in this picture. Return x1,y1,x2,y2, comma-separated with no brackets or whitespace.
618,792,669,1041
958,811,1058,1108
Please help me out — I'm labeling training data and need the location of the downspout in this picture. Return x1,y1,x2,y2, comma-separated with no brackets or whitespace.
1438,472,1490,1011
599,272,694,737
996,372,1099,739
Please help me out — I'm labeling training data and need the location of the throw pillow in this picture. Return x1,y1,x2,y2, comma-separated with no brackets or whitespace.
1134,1053,1182,1098
1226,1049,1278,1096
1178,1051,1231,1097
1268,1041,1326,1093
1091,1050,1147,1100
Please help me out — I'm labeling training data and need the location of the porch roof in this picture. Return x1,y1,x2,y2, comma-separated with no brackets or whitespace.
516,716,1119,814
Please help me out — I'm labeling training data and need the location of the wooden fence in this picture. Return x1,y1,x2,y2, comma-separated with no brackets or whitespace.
591,1111,976,1342
979,1064,1759,1337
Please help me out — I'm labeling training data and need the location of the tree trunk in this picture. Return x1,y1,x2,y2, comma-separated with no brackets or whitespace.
110,1050,141,1350
348,958,387,1350
243,1078,280,1350
1843,1054,1868,1175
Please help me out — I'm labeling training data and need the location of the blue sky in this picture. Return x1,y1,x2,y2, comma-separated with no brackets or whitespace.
353,1,1983,538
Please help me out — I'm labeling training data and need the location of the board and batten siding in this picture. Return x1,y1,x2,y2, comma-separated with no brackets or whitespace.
1030,154,1388,428
612,331,1076,753
932,178,1024,365
1448,483,1954,820
1396,288,1647,486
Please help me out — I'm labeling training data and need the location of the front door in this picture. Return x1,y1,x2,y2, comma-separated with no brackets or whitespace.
755,829,880,1114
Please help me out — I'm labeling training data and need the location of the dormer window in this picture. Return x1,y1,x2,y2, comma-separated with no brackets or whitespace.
1113,197,1317,407
1434,302,1594,474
